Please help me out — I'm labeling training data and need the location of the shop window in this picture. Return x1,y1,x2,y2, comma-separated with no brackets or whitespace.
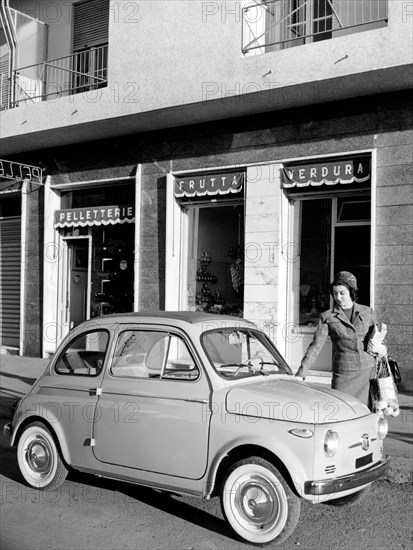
60,185,135,209
91,224,135,316
299,194,370,325
185,204,245,316
337,197,370,222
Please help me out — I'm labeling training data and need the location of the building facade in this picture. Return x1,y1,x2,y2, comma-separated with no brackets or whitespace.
0,0,412,380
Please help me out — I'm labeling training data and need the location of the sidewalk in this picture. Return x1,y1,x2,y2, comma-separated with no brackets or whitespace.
1,353,412,483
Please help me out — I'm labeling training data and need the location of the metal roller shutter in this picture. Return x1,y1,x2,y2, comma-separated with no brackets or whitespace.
0,217,21,348
73,0,110,51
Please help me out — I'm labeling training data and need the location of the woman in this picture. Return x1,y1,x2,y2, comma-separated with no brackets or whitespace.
295,271,386,407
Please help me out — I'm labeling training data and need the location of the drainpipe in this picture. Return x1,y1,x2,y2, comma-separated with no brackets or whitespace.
0,0,17,108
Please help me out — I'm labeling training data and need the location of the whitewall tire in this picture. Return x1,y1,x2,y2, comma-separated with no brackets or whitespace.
221,456,301,546
17,422,68,490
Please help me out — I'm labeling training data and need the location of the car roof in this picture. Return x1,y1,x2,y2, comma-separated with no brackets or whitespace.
80,311,256,328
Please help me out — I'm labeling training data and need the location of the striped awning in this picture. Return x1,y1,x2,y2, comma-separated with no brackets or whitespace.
282,158,370,189
175,171,244,198
54,205,134,228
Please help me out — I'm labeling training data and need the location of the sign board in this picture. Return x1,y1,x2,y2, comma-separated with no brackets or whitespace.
175,171,245,198
281,157,370,190
0,159,43,184
54,205,135,228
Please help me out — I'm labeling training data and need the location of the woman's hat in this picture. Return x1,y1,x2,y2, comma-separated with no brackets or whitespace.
332,271,358,290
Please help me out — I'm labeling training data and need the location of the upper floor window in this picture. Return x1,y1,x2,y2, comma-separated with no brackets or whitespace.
242,0,388,55
8,0,110,108
72,0,109,92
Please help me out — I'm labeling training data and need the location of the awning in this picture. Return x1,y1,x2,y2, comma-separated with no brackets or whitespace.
0,159,43,184
281,158,370,189
175,171,244,198
54,205,134,228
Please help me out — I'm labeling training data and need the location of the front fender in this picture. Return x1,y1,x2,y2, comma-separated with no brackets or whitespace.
205,417,315,498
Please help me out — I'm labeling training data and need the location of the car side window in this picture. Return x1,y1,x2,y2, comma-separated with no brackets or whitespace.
55,330,109,376
111,330,199,380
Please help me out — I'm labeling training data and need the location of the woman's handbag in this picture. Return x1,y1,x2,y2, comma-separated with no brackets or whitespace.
370,356,400,417
388,357,402,384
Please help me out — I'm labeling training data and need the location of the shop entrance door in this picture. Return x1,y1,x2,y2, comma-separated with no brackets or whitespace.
64,237,92,329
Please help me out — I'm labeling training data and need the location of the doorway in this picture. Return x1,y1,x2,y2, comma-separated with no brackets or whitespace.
64,237,91,329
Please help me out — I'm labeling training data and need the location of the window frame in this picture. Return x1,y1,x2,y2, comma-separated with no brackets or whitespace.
54,328,109,377
110,327,201,382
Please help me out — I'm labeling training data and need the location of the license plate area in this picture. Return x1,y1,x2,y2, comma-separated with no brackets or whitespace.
355,453,373,469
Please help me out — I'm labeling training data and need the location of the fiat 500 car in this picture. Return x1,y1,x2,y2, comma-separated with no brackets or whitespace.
4,312,389,546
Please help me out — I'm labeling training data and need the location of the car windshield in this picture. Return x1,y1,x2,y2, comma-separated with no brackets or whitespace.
201,328,293,380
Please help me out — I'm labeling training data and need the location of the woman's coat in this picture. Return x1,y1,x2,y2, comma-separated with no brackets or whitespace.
297,303,378,405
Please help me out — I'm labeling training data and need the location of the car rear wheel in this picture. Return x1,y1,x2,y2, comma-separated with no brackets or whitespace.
221,456,301,546
17,422,68,490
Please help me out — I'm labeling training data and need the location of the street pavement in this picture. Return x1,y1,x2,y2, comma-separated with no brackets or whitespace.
1,352,412,483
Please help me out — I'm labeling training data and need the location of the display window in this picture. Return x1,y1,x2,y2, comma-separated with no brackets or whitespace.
171,171,246,317
185,203,245,316
298,194,371,326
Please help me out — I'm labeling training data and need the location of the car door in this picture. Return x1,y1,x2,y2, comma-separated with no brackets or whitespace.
44,327,110,465
92,324,212,479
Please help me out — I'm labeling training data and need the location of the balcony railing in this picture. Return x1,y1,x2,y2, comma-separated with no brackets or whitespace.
7,45,108,108
242,0,388,54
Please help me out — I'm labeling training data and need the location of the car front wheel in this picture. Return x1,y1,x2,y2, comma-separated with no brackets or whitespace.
17,422,68,490
221,456,301,546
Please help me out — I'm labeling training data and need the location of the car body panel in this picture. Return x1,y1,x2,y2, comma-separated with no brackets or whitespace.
225,378,369,423
93,376,211,478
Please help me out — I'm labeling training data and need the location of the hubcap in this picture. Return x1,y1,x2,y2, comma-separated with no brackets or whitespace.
241,482,276,525
26,437,52,475
232,474,283,532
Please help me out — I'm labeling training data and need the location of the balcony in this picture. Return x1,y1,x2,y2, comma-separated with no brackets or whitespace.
242,0,388,54
1,45,108,110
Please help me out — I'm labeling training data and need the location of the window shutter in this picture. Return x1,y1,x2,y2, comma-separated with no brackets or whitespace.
73,0,109,51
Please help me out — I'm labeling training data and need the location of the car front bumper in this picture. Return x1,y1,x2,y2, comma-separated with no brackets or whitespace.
304,457,390,495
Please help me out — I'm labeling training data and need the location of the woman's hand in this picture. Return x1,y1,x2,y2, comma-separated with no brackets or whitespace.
295,367,305,380
367,340,387,356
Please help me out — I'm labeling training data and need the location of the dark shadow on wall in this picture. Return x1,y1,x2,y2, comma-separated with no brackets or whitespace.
157,175,167,310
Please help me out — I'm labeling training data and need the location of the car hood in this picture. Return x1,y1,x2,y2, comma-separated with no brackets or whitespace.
225,376,369,423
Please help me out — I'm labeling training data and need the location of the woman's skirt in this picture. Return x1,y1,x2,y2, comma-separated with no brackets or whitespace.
332,368,373,407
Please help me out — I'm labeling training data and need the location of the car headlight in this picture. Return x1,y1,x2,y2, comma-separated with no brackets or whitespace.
377,415,388,440
324,430,339,457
